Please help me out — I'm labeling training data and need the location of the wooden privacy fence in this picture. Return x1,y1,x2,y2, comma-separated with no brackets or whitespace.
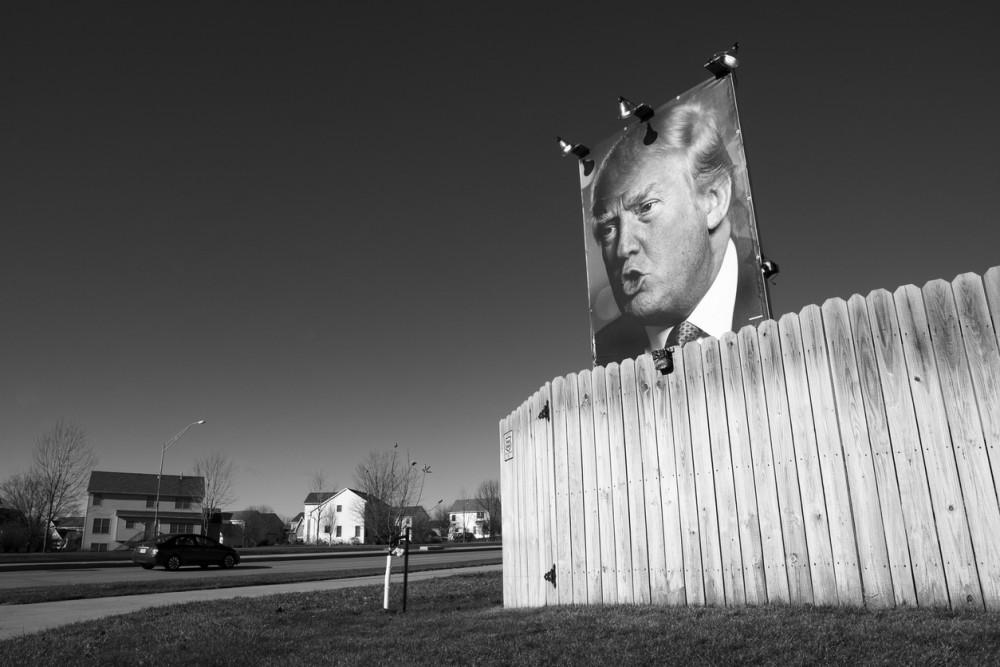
499,267,1000,610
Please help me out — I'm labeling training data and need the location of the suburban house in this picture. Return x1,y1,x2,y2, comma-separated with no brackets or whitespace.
395,505,430,536
448,499,490,539
298,488,371,544
82,471,205,551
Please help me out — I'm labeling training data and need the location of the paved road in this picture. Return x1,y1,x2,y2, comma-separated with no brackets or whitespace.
0,564,502,641
0,547,498,590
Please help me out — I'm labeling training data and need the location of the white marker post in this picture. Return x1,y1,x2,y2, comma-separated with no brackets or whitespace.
382,534,405,611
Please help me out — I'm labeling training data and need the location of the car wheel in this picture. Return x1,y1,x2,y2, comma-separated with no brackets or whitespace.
141,564,154,570
165,555,182,571
222,554,236,569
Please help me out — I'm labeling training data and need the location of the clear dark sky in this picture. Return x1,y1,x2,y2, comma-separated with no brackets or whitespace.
3,3,998,518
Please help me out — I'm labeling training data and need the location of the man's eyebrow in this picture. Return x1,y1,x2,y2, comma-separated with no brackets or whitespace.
621,183,657,211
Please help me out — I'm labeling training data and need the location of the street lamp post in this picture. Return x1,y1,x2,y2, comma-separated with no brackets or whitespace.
152,419,206,539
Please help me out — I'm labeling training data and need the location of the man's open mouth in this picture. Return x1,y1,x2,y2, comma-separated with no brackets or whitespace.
620,269,645,297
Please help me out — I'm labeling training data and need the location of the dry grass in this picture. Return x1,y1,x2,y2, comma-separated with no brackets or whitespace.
3,571,1000,665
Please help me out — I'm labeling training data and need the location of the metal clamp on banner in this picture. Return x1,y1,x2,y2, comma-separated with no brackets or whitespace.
652,348,675,375
704,42,740,78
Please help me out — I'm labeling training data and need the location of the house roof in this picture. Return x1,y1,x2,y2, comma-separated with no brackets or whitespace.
395,505,429,516
87,471,205,498
448,499,484,513
305,488,378,507
303,491,336,504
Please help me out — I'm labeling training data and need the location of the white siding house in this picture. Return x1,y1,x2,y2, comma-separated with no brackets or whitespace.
448,499,489,539
299,488,370,544
82,471,205,551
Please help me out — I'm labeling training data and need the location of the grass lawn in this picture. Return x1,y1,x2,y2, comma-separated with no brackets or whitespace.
3,571,1000,665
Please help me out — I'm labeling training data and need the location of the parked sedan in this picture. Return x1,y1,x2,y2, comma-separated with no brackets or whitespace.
132,534,240,571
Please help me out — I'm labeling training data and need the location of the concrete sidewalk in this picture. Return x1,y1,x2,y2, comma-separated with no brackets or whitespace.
0,564,501,641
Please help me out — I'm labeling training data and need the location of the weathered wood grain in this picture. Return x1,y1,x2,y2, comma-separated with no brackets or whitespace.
720,330,766,604
577,371,604,604
758,319,813,605
605,364,634,603
683,342,725,605
800,304,863,606
924,279,1000,608
895,284,982,609
636,355,669,604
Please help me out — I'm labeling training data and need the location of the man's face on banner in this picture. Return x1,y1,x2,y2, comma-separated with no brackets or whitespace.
592,150,717,327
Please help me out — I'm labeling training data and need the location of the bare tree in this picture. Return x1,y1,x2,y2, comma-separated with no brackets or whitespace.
309,470,329,493
33,420,97,551
352,444,430,544
0,472,46,551
193,452,237,532
475,479,502,539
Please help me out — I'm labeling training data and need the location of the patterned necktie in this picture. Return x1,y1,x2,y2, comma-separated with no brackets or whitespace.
665,320,706,348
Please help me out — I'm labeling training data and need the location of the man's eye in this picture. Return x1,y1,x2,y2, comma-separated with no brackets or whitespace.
594,220,618,244
637,199,659,215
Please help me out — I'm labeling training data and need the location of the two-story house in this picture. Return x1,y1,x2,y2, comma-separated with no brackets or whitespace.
448,499,490,539
299,488,371,545
82,471,205,551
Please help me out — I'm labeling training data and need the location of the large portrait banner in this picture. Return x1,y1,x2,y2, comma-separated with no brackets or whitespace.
579,76,768,367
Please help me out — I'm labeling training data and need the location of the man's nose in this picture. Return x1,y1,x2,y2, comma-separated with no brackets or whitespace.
615,212,642,259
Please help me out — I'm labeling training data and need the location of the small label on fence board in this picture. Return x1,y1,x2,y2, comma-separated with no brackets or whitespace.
503,430,514,461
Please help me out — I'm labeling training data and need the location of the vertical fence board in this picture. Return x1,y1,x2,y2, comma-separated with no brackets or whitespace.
653,353,687,605
924,280,1000,608
577,371,604,604
702,338,746,606
541,383,558,606
670,349,705,605
848,294,917,607
563,374,589,604
800,305,864,606
636,355,670,604
513,405,531,607
895,284,982,609
720,331,766,604
952,274,1000,522
591,367,618,604
500,411,514,606
551,377,572,605
985,268,1000,350
824,298,894,608
621,360,651,603
529,391,550,607
739,325,789,603
758,320,814,605
605,364,634,603
778,313,838,606
524,392,542,607
866,289,948,607
684,342,726,605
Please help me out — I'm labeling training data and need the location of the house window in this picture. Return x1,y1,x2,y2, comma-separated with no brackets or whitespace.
450,514,456,522
170,523,194,534
354,526,361,538
336,526,342,537
146,497,155,508
91,543,108,552
93,495,103,506
175,498,191,509
125,520,136,529
336,505,343,513
476,511,484,519
324,525,331,534
93,518,110,534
